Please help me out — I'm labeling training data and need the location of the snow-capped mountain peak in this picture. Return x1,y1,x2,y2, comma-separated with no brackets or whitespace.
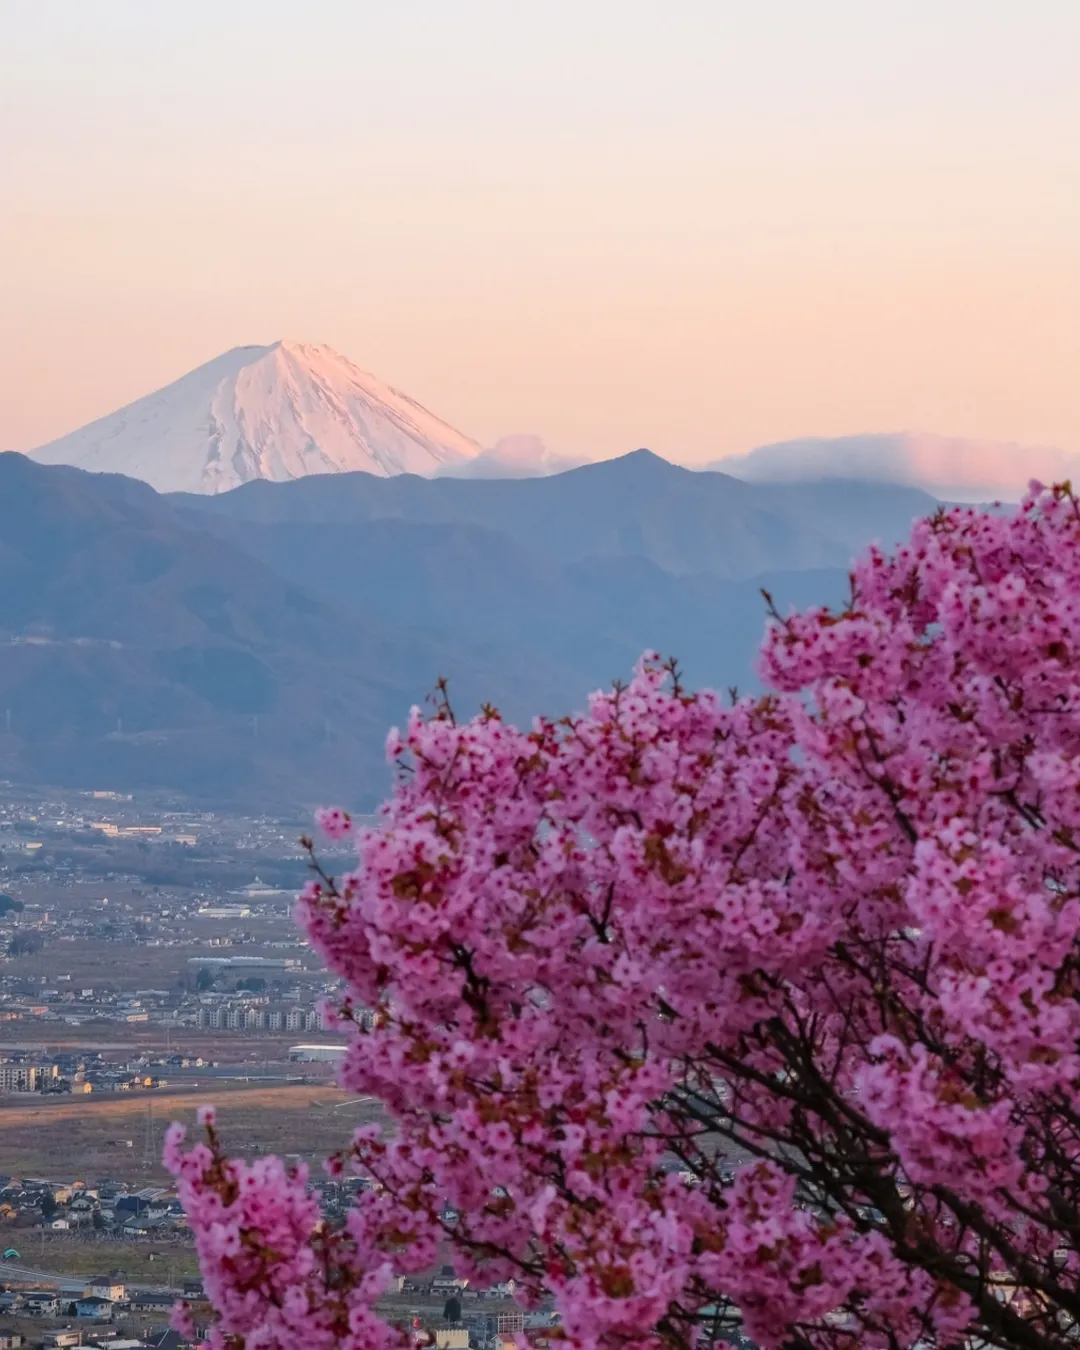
29,341,481,494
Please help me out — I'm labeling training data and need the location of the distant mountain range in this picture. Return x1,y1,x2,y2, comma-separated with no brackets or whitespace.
29,342,481,494
0,452,495,806
26,341,1071,502
174,449,934,580
0,449,942,809
15,341,1067,810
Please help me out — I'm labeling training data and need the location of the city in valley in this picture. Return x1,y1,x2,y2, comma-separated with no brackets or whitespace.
0,785,545,1350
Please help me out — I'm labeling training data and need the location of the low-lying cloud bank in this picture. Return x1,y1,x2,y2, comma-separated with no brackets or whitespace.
713,432,1078,502
436,434,585,479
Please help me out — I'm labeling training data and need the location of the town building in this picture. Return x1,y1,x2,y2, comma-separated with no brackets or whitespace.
288,1044,347,1063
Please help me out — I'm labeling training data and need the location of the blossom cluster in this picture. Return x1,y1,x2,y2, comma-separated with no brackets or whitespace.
168,483,1080,1349
164,1108,399,1348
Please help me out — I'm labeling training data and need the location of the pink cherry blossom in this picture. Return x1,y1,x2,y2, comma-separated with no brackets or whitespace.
314,806,354,840
170,483,1080,1349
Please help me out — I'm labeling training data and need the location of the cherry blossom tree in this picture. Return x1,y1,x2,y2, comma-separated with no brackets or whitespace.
168,483,1080,1350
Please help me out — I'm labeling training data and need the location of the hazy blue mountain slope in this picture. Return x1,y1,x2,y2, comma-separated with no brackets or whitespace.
176,449,930,580
0,451,927,808
0,455,571,806
183,506,849,695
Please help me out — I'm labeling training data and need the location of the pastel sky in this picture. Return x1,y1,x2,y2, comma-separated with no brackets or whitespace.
1,0,1078,463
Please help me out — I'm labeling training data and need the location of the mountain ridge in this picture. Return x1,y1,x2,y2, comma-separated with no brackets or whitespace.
0,450,938,808
0,451,537,805
175,448,936,581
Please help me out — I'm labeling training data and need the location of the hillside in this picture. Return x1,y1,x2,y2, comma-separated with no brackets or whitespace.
176,448,935,580
0,454,548,807
0,452,938,808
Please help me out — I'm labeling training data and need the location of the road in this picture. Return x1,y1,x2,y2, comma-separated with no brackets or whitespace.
0,1257,177,1294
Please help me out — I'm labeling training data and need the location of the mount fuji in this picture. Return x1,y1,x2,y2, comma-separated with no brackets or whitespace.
29,341,481,494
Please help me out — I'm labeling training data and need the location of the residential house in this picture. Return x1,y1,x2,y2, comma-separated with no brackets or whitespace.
22,1291,61,1317
68,1193,99,1225
75,1295,115,1319
115,1194,151,1217
49,1182,83,1204
145,1332,186,1350
432,1329,469,1350
122,1213,159,1236
85,1276,126,1301
431,1276,469,1295
128,1290,175,1315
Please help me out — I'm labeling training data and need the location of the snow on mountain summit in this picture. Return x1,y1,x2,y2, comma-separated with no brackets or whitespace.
29,340,481,494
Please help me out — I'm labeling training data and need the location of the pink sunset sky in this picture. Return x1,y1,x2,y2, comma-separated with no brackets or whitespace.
1,0,1077,464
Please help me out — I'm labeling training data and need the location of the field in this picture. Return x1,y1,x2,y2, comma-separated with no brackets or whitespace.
0,1019,315,1060
0,1081,385,1180
1,937,314,992
10,1233,202,1283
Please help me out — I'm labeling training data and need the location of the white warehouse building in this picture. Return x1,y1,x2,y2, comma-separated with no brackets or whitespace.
288,1044,348,1063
